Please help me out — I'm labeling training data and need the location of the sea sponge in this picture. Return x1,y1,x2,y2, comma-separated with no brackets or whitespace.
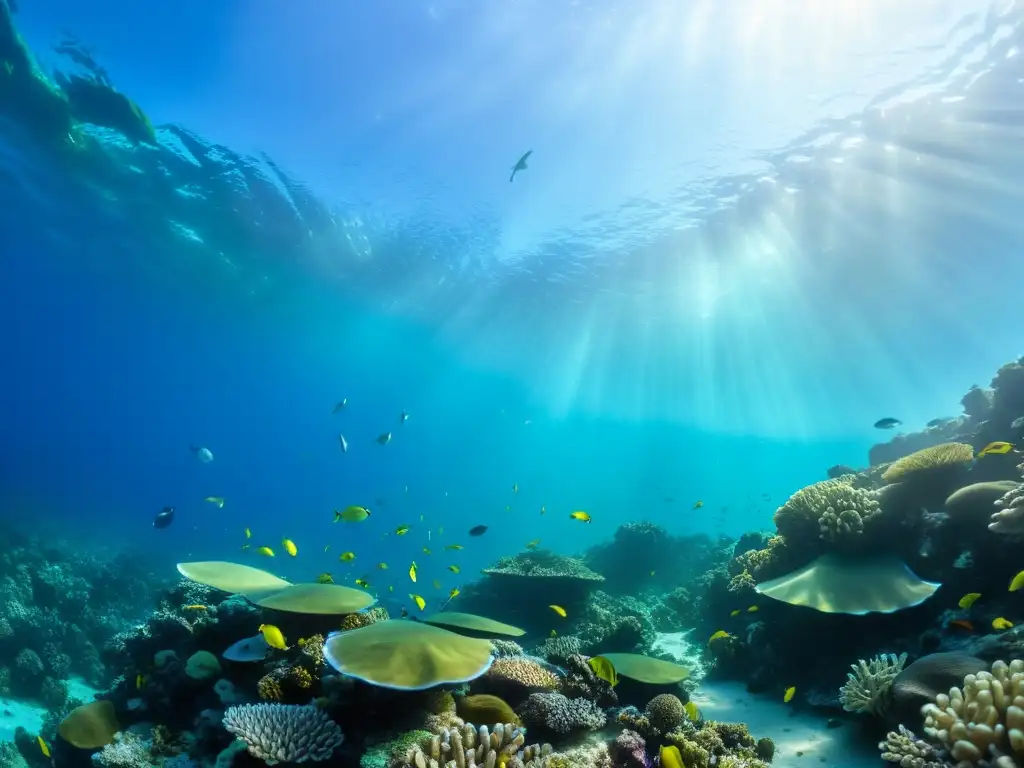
517,692,606,733
456,694,520,726
645,693,685,733
878,725,945,768
839,652,907,716
881,442,974,484
223,703,344,765
424,612,525,637
773,477,880,544
921,658,1024,765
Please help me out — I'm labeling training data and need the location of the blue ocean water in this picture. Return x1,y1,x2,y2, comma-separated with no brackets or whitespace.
2,0,1024,608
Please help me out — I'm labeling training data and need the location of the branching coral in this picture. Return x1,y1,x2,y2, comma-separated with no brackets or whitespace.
879,725,946,768
921,658,1024,765
839,652,907,716
517,692,606,733
399,722,541,768
773,476,881,545
92,732,153,768
223,703,344,765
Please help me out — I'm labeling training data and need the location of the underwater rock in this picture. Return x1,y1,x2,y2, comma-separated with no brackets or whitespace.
944,481,1018,526
886,651,987,731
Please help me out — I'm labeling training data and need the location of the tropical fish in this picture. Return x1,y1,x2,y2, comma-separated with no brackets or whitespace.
692,501,704,510
447,565,461,574
422,547,432,555
550,629,557,637
410,594,426,611
282,539,298,557
445,544,464,550
190,445,214,463
377,432,392,445
258,624,288,650
948,619,975,632
509,149,533,182
708,630,730,642
400,410,409,424
338,433,349,453
395,525,411,536
525,539,541,550
184,604,207,612
659,745,683,768
37,736,49,758
153,506,175,528
512,483,519,493
730,609,741,617
993,617,1015,630
469,525,488,536
684,701,700,721
432,579,441,590
136,673,145,689
1010,571,1024,592
332,398,347,413
874,418,902,429
569,511,591,523
241,544,250,551
317,573,334,584
588,656,618,687
205,496,225,508
355,578,370,588
335,506,371,523
256,546,275,557
549,605,567,618
959,592,982,608
449,588,460,600
783,686,796,703
339,551,356,562
747,605,759,613
978,441,1015,457
244,527,252,539
377,562,389,570
409,562,418,583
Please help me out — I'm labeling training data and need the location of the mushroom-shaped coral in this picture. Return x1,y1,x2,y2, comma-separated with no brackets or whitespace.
222,703,343,765
839,652,907,716
249,582,375,614
176,562,291,594
323,620,494,690
754,554,940,614
423,612,525,638
600,652,690,684
921,658,1024,765
881,442,974,484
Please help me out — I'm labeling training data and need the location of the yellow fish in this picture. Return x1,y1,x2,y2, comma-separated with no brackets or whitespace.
747,605,759,613
432,579,442,589
37,737,49,758
339,551,356,562
693,500,704,509
783,686,796,703
205,496,225,508
355,578,370,588
1010,572,1024,592
588,656,618,687
550,629,557,637
684,701,700,721
730,609,741,617
993,617,1015,630
409,562,418,582
245,527,252,538
335,506,371,523
395,525,410,536
241,544,250,551
282,538,298,557
709,630,730,642
422,546,432,555
377,562,389,570
136,673,145,689
513,483,518,493
445,544,463,551
959,592,982,608
549,604,567,618
447,565,461,574
449,587,460,600
659,745,684,768
540,505,546,515
525,539,541,550
184,604,207,612
978,441,1015,457
317,573,334,584
256,546,274,557
410,594,426,611
259,623,288,650
569,511,591,523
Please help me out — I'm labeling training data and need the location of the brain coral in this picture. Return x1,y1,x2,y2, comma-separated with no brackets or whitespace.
921,658,1024,765
222,703,343,765
774,476,883,545
881,442,974,484
645,693,685,733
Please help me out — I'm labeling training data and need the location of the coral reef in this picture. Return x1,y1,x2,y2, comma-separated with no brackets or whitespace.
222,703,344,764
839,652,907,716
517,692,606,734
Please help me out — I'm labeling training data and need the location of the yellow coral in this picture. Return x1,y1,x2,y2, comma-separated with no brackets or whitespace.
882,442,974,484
486,657,560,690
257,673,283,701
299,634,325,668
287,666,313,689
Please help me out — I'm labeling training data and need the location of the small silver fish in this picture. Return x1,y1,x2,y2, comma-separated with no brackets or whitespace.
338,433,348,452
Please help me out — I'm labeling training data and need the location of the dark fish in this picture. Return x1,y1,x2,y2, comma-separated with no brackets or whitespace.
509,150,533,182
874,418,902,429
153,506,175,528
469,525,488,537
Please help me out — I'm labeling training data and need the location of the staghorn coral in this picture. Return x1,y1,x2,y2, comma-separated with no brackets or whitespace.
921,658,1024,766
517,692,606,734
645,693,685,734
223,703,344,765
882,442,974,484
839,652,907,716
773,476,880,545
879,725,946,768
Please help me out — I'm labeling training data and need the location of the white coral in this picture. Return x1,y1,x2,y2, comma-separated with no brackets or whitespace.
840,652,907,716
921,658,1024,766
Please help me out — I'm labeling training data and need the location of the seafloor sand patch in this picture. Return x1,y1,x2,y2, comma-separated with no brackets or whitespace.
0,676,99,743
696,680,880,768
